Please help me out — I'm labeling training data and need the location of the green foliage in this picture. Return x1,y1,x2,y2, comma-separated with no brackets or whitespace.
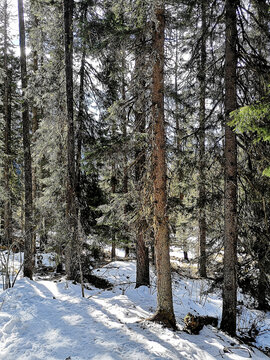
230,103,270,141
230,100,270,176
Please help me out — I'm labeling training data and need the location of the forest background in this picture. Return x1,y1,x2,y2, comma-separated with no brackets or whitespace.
0,0,270,341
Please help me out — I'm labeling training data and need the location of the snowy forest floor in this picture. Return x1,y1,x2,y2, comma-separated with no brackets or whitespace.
0,252,270,359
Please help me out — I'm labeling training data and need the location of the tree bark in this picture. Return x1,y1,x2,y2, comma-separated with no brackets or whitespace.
3,0,12,248
120,53,131,258
18,0,34,279
64,0,78,280
31,2,39,255
136,220,149,287
221,0,238,336
150,1,176,329
76,5,87,201
198,0,207,278
135,29,150,288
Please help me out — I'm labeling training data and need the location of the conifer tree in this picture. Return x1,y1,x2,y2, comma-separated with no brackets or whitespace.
150,0,176,329
18,0,34,279
2,0,12,248
221,0,238,336
64,0,78,280
198,0,207,278
134,0,150,288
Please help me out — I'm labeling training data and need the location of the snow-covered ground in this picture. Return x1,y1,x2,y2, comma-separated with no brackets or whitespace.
0,258,269,360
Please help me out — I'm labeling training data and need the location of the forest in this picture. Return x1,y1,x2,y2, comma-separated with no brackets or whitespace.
0,0,270,359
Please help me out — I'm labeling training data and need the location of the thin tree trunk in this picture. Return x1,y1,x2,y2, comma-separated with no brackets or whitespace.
76,5,87,200
151,240,155,265
150,1,176,329
111,232,116,260
76,49,85,198
120,53,130,258
257,200,269,310
111,164,116,260
221,0,238,336
3,0,12,248
135,31,150,288
183,251,189,262
136,220,149,287
198,0,207,278
174,31,188,263
18,0,34,279
258,251,268,310
31,8,39,256
64,0,78,280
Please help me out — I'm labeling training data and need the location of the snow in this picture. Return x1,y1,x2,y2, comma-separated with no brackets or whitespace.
0,258,269,360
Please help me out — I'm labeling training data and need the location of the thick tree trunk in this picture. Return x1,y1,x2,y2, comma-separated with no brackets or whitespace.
64,0,78,280
3,0,12,248
150,1,176,329
198,0,207,278
18,0,34,279
221,0,238,336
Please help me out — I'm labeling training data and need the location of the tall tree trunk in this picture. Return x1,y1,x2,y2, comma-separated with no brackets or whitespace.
221,0,238,336
31,5,39,256
150,1,176,329
3,0,12,248
121,55,130,259
76,5,88,201
198,0,207,278
174,31,188,262
135,32,150,288
18,0,34,279
64,0,78,280
76,45,85,201
30,0,39,254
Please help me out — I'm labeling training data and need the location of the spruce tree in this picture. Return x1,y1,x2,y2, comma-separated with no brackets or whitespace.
150,0,176,329
64,0,79,280
221,0,238,336
2,0,12,249
18,0,34,279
